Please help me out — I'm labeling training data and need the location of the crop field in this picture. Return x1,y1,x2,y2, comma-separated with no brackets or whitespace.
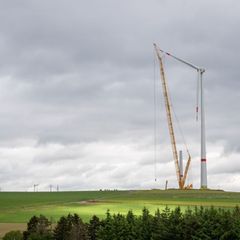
0,189,240,236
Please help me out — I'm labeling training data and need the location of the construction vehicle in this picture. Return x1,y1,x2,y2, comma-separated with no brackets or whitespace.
154,43,192,190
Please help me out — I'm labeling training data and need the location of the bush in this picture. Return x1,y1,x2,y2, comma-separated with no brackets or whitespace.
3,230,23,240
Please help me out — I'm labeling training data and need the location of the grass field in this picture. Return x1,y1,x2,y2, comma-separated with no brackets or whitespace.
0,189,240,224
0,189,240,237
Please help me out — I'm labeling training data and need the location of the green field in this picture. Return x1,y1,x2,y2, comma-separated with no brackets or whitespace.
0,189,240,223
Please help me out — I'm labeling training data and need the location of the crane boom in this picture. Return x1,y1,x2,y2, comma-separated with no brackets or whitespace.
153,43,181,188
182,154,191,186
154,43,192,189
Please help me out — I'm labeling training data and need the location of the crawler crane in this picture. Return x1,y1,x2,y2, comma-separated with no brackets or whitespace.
154,43,192,189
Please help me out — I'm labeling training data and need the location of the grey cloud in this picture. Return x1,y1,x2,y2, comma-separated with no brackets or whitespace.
0,0,239,191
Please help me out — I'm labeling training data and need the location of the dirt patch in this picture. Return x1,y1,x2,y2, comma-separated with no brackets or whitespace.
78,200,101,205
73,199,116,205
0,223,26,237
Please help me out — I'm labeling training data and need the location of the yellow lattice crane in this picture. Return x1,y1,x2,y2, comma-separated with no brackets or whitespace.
153,43,192,190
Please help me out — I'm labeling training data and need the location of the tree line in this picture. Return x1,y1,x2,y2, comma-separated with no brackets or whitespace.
3,206,240,240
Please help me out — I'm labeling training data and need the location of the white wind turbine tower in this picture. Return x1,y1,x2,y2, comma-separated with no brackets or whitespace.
155,45,207,189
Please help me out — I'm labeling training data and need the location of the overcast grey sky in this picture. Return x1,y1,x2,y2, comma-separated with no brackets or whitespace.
0,0,239,191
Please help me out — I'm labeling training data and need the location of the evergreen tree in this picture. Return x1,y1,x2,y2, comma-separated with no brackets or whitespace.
111,214,127,240
24,216,39,240
69,214,89,240
97,210,114,240
232,206,240,238
139,207,153,240
151,209,162,240
88,215,101,240
181,208,201,240
167,206,183,239
23,215,52,240
156,206,172,240
125,210,139,240
54,216,71,240
54,214,88,240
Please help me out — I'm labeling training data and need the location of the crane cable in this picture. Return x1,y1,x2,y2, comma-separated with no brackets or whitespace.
153,51,157,182
196,70,200,121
